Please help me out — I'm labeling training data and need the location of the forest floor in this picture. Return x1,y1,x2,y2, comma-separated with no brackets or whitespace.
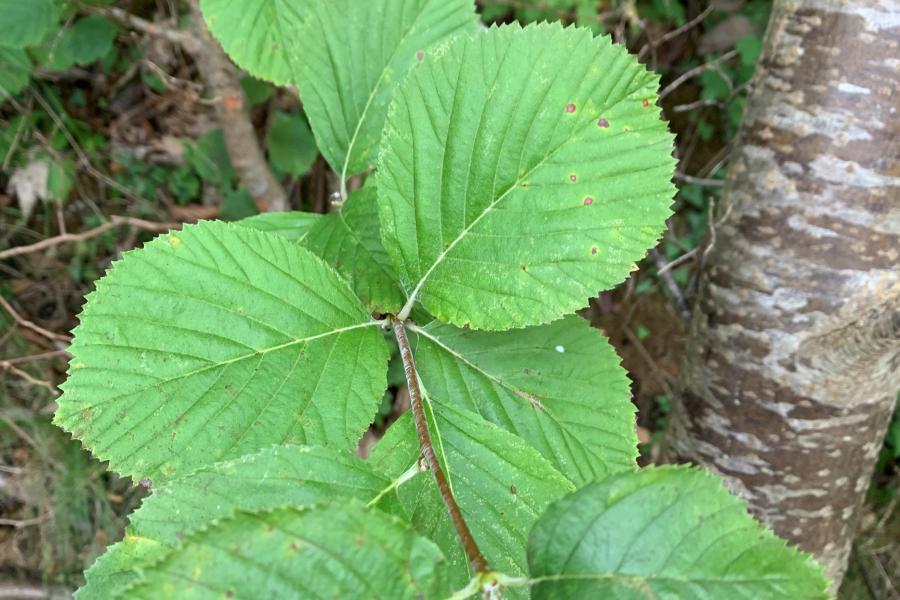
0,1,897,598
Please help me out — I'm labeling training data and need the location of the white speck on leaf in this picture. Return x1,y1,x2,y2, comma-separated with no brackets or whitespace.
555,345,565,353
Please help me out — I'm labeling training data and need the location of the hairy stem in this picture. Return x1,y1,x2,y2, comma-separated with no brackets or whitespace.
391,318,489,574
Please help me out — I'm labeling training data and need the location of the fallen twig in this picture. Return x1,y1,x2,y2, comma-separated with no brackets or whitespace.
0,216,178,262
0,295,71,343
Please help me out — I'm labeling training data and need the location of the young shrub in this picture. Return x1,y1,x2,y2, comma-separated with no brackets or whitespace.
56,1,829,598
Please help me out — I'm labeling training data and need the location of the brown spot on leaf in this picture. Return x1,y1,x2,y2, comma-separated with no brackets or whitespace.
566,103,576,113
510,484,517,495
569,174,577,182
597,118,609,128
583,196,594,206
416,50,425,61
591,246,598,255
642,98,650,108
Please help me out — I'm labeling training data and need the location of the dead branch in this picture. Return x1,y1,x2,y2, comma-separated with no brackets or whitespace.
0,295,71,343
0,216,178,262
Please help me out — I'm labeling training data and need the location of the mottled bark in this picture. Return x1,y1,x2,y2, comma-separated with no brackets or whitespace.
187,2,288,212
667,0,899,590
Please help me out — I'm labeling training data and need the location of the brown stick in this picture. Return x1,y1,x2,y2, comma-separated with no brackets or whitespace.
0,295,71,343
391,318,489,574
87,4,195,46
0,216,177,262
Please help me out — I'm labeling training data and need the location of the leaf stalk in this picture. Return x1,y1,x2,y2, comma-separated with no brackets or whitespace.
390,317,489,575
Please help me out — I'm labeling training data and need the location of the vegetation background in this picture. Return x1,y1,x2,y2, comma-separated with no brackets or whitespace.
0,0,896,597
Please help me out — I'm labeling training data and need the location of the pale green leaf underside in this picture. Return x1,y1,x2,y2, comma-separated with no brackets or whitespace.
528,466,830,599
412,315,637,485
55,221,388,482
234,210,321,241
199,0,312,85
294,0,477,178
0,0,58,49
372,403,574,590
378,23,677,329
78,445,392,599
303,186,405,313
124,502,449,599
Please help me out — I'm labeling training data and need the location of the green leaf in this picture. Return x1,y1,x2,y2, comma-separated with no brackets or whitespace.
46,154,75,202
234,210,322,241
294,0,477,180
182,128,234,184
0,0,58,49
303,186,405,313
123,502,450,599
79,445,393,598
736,35,763,68
219,186,258,221
0,48,32,98
266,111,318,177
239,75,275,106
378,23,676,329
373,402,574,590
55,221,389,482
56,16,118,66
411,315,637,484
199,0,312,86
527,466,830,599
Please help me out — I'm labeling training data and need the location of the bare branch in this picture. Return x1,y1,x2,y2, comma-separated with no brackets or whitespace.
0,216,178,262
638,5,714,60
0,295,71,343
659,50,738,100
86,4,197,48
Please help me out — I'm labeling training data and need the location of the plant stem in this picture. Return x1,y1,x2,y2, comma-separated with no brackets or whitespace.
391,318,489,574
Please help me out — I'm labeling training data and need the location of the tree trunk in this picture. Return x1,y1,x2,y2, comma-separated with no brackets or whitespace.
667,0,899,590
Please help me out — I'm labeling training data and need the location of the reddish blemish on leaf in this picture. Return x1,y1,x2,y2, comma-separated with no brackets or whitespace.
463,323,470,329
416,50,425,61
225,592,234,599
510,484,517,495
583,196,593,206
642,98,650,107
591,246,598,255
597,118,609,128
566,103,576,113
569,174,577,182
139,478,152,489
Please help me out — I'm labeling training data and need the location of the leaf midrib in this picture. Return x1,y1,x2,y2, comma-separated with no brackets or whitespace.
69,320,381,412
398,107,609,318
